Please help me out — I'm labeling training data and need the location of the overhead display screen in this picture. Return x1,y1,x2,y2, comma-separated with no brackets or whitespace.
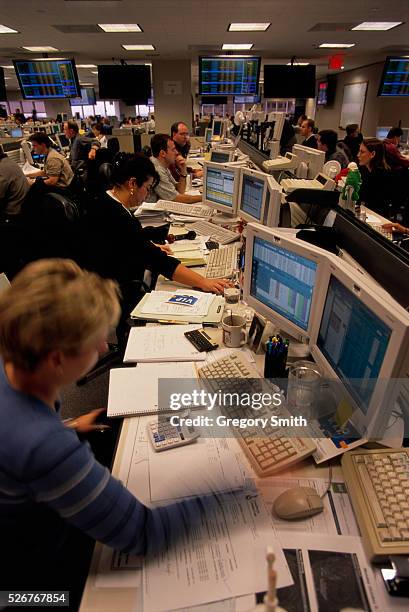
200,56,260,96
13,59,80,99
378,57,409,97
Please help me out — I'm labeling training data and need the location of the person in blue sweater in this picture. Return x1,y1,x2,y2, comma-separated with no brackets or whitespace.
0,258,204,601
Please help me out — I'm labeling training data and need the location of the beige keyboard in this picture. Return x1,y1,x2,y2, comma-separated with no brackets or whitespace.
198,352,316,476
189,220,240,245
205,244,238,278
281,178,324,192
155,200,213,218
342,448,409,561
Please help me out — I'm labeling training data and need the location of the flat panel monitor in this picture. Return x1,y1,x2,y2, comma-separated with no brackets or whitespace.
243,224,328,341
200,56,261,96
292,144,325,179
317,81,328,106
0,67,7,100
57,133,70,148
376,126,391,140
202,95,228,104
212,119,223,139
70,87,96,106
98,65,151,103
264,65,316,98
234,94,260,104
52,124,59,134
13,59,80,99
378,57,409,97
10,128,23,137
205,128,213,143
238,168,282,227
202,161,241,215
309,261,409,438
210,149,234,164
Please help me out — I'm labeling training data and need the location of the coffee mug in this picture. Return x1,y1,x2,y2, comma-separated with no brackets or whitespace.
222,314,248,348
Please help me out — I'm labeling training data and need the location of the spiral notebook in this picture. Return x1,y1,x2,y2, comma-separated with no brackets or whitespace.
107,362,198,418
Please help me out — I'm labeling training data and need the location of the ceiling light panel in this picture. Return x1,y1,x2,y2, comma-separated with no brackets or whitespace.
286,62,310,65
98,24,142,32
23,46,59,52
0,24,18,34
222,43,253,50
319,43,355,48
351,22,403,31
77,64,97,68
122,44,155,50
228,23,270,32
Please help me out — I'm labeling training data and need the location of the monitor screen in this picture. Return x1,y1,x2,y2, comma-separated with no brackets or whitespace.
205,128,213,143
250,236,318,332
13,59,80,99
317,275,391,413
234,94,261,104
204,164,239,214
212,120,222,137
11,128,23,138
376,126,391,140
70,87,96,106
317,81,328,106
200,56,260,96
210,150,231,164
52,125,59,134
263,65,316,98
0,67,7,100
98,65,151,103
378,57,409,97
240,173,265,222
57,133,70,147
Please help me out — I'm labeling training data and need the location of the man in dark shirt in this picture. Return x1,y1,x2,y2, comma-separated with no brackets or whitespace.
383,127,409,170
63,121,100,180
343,124,363,162
300,119,318,149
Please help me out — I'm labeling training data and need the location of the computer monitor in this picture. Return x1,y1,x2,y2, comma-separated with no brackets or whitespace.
243,224,328,341
210,149,234,164
267,112,285,142
10,128,23,138
212,119,223,140
292,144,325,179
205,128,213,144
375,126,391,140
309,261,409,438
56,133,70,149
51,125,59,134
238,168,282,227
202,162,241,216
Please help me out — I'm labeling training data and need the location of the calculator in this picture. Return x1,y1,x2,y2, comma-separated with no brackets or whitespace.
184,328,219,352
147,418,200,452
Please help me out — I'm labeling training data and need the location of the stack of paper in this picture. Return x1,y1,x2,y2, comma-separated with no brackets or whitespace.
168,242,206,267
140,289,214,318
124,324,207,363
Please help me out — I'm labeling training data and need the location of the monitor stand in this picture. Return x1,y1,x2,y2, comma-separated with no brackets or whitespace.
212,211,241,225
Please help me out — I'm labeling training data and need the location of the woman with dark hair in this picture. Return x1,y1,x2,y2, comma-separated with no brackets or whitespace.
357,138,392,216
83,153,231,294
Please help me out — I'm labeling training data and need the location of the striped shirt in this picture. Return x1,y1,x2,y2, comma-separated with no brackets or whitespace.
0,363,191,558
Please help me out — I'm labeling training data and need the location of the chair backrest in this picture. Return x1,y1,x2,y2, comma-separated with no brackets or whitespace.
98,162,114,190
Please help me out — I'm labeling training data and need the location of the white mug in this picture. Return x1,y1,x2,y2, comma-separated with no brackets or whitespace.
222,314,248,348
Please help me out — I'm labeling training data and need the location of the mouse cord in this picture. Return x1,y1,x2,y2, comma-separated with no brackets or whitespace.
320,462,333,499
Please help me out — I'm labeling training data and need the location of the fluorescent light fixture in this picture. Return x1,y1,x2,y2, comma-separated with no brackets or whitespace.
91,71,98,74
80,82,93,86
222,43,253,50
286,62,310,65
4,77,11,80
319,43,355,48
23,46,59,52
351,21,403,31
228,23,270,32
77,64,97,68
31,57,67,61
122,44,155,51
1,65,14,69
0,24,18,34
98,24,142,33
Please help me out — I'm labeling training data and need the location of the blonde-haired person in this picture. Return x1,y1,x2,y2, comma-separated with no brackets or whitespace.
0,259,204,597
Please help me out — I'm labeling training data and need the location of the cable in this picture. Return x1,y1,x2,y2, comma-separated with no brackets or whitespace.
320,462,333,499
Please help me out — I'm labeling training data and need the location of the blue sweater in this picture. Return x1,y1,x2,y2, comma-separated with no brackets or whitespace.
0,363,190,558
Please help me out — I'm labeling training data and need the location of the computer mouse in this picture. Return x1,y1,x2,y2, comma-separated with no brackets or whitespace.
273,486,324,520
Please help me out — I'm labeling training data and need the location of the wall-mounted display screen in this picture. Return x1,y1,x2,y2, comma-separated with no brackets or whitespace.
98,65,151,103
378,57,409,97
70,87,96,106
199,56,260,96
264,65,316,98
13,59,80,99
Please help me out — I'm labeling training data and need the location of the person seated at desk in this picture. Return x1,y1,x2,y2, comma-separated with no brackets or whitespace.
0,145,30,219
0,259,210,597
26,132,74,189
83,152,230,294
317,129,349,168
300,118,318,149
91,121,108,148
357,138,392,217
343,123,363,163
63,120,100,181
148,133,202,204
170,121,203,180
383,127,409,171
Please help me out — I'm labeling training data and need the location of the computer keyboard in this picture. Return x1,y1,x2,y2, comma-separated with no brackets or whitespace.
263,155,298,172
189,220,240,245
205,244,238,278
198,352,316,476
155,200,213,218
342,448,409,561
281,178,324,192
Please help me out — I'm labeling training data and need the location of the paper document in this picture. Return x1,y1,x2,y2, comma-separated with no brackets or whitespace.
124,324,206,363
107,361,197,417
141,289,214,317
22,161,39,175
143,491,292,612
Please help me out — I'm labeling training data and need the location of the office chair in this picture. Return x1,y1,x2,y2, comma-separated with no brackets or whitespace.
286,188,340,227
